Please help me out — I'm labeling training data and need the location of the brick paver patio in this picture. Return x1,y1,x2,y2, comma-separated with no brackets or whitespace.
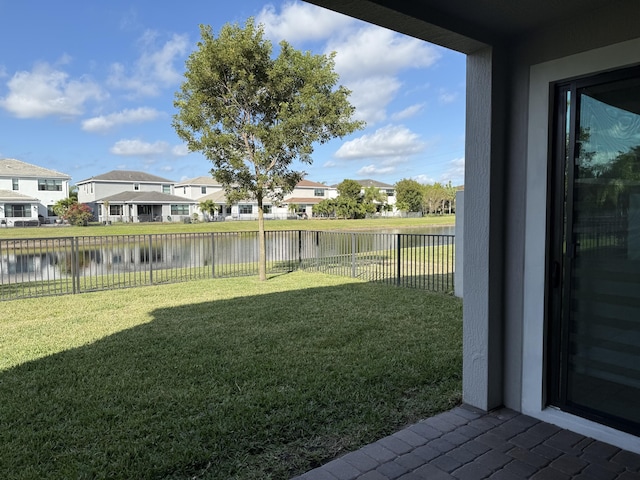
292,406,640,480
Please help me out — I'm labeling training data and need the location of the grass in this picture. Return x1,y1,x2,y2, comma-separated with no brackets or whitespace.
0,215,455,239
0,271,462,479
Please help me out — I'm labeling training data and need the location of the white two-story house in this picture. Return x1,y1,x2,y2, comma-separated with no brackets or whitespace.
0,158,70,226
77,170,196,223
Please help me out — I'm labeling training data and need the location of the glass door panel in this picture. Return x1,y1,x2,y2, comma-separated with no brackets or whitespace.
551,68,640,434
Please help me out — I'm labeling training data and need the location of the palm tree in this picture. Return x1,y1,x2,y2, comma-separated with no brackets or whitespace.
199,200,217,221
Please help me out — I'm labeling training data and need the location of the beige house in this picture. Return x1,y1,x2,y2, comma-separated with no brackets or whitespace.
283,179,337,217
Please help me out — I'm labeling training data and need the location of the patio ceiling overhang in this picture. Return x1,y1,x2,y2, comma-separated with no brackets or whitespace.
305,0,613,53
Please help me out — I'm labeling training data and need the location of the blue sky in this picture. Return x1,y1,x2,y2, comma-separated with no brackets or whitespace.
0,0,466,187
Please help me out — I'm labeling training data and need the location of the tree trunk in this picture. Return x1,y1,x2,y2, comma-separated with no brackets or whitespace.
257,199,267,281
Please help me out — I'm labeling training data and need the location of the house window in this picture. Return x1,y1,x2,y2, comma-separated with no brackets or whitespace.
162,185,171,194
183,186,187,194
201,186,207,194
109,205,123,215
12,178,18,190
5,204,31,217
314,188,325,197
239,204,253,214
134,183,140,191
262,205,272,214
47,205,56,216
171,204,189,215
38,179,62,191
386,189,394,196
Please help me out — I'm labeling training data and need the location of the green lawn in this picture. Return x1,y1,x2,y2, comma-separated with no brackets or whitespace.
0,215,455,239
0,271,462,479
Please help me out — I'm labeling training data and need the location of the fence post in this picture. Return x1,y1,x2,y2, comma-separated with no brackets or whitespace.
351,233,357,278
71,237,77,294
298,230,302,269
211,232,215,278
396,234,401,286
148,235,153,284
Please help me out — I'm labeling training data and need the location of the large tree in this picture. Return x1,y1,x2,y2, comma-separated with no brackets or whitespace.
173,20,363,280
335,179,364,218
395,179,424,213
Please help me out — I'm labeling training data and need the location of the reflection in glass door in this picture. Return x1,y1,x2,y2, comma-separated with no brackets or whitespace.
548,66,640,435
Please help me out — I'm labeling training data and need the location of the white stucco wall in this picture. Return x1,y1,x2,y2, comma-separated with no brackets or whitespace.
522,37,640,453
454,190,464,298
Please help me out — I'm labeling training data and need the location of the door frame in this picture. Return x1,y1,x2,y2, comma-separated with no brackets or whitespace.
546,66,640,436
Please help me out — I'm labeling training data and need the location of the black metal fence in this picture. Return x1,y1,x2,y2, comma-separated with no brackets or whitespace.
0,230,455,301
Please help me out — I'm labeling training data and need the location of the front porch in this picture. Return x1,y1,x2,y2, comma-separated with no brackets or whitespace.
295,405,640,480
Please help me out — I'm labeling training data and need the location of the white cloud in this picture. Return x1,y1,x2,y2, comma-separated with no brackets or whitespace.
392,103,426,121
110,139,190,158
324,26,440,126
327,26,440,82
0,62,105,119
335,125,426,159
347,76,400,124
440,157,465,184
357,164,396,176
0,65,8,78
438,89,458,105
108,31,189,97
159,165,174,172
82,107,161,133
257,1,354,43
110,139,170,156
412,174,435,184
171,144,189,156
323,160,337,167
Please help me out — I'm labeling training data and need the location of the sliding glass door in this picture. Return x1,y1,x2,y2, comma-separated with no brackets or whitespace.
548,66,640,435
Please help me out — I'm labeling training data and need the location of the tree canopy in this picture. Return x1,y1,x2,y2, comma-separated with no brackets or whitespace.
394,178,458,214
395,179,424,212
173,19,363,280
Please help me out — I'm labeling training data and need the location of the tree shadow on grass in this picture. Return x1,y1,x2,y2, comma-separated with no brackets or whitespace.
0,283,461,480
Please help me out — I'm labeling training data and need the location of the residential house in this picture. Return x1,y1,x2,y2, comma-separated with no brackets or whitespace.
283,180,337,218
357,179,397,213
178,177,337,220
310,0,640,452
77,170,195,222
0,158,70,225
174,176,231,219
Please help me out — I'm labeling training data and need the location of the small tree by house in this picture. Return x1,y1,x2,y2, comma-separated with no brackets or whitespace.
199,199,217,221
333,179,365,219
362,186,387,215
52,197,76,219
173,20,364,280
64,203,94,226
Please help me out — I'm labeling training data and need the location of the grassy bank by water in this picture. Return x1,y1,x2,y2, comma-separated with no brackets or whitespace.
0,271,462,479
0,215,455,239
